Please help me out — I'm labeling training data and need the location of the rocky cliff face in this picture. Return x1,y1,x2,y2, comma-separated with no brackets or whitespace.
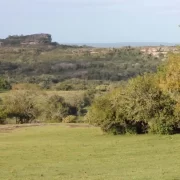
0,33,57,47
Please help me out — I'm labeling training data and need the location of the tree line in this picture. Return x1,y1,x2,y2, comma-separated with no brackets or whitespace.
0,89,95,124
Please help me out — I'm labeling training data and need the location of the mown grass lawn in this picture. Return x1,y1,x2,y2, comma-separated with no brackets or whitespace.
1,125,180,180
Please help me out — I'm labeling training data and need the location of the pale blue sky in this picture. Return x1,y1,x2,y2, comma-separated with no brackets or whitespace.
0,0,180,43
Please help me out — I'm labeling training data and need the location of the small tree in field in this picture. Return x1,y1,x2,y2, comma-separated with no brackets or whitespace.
4,91,39,124
86,74,178,135
0,98,7,124
0,78,11,91
43,95,70,122
125,75,177,134
158,53,180,93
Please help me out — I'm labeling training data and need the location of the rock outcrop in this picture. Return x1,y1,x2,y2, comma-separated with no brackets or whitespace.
140,46,178,58
0,33,57,47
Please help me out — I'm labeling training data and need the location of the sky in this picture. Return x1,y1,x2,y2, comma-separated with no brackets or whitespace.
0,0,180,43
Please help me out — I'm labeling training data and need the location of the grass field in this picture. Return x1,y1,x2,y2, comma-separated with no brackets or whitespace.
0,90,85,105
1,125,180,180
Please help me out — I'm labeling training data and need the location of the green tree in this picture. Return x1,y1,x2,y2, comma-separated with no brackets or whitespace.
0,78,11,91
0,98,7,124
86,74,178,135
4,91,39,124
43,95,70,122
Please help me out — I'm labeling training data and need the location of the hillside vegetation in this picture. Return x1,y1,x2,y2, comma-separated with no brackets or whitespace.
0,46,162,89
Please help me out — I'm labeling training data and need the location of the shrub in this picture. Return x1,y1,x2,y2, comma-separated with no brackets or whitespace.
0,98,7,124
95,85,108,92
83,89,97,106
0,78,11,91
55,83,73,91
149,119,174,135
43,95,70,122
4,91,39,124
158,53,180,93
86,95,120,134
86,74,178,135
12,83,41,90
62,115,77,123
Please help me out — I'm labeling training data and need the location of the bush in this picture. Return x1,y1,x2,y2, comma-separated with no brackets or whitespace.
86,95,120,134
95,85,108,92
4,91,39,124
149,120,174,135
125,75,177,133
55,83,73,91
43,95,70,122
12,83,41,90
0,98,7,124
62,115,77,123
86,74,178,135
158,53,180,93
83,89,97,106
0,78,11,91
